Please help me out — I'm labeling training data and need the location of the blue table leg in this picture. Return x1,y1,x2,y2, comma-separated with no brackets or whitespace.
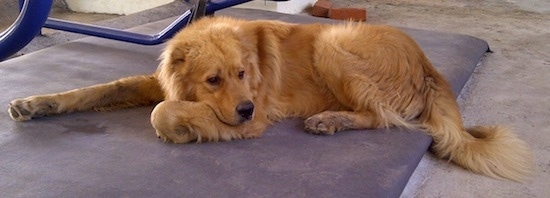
0,0,52,61
42,0,252,45
0,0,252,61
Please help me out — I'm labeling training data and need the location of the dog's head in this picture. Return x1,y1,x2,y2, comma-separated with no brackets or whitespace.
156,18,261,126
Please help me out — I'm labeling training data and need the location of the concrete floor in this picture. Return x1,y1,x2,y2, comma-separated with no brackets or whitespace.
1,0,549,197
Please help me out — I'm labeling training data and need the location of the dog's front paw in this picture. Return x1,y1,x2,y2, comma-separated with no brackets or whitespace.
155,125,198,144
304,112,352,135
151,101,199,144
8,97,58,121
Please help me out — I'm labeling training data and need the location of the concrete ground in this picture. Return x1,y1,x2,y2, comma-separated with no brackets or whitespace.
2,0,549,197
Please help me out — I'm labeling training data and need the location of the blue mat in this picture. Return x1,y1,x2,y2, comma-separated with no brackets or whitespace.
0,9,489,197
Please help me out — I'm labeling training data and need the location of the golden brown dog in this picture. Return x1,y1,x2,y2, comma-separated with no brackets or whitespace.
8,17,532,181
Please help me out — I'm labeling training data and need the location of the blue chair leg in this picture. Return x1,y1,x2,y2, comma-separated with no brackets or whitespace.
0,0,53,61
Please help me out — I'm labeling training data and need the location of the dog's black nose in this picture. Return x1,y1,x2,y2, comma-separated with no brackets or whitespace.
236,100,254,121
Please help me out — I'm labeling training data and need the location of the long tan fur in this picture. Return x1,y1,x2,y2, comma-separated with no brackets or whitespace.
314,22,533,181
418,69,533,181
8,16,532,181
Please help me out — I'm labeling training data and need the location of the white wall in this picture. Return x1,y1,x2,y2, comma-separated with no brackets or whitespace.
234,0,316,14
64,0,316,15
64,0,175,15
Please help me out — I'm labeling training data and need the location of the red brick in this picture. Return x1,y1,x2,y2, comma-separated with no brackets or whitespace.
329,8,367,21
311,0,333,17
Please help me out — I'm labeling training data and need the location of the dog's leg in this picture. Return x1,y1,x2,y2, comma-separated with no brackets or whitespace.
305,71,414,134
9,75,163,121
307,26,421,134
151,101,267,143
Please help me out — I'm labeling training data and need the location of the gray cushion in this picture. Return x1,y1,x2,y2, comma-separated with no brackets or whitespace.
0,8,488,197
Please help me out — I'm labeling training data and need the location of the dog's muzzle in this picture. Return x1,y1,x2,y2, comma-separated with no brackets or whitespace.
236,100,254,122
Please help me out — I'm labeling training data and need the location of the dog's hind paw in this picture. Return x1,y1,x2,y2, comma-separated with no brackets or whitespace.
304,112,352,135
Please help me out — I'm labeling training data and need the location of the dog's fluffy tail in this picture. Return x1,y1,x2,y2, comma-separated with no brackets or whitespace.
418,76,533,181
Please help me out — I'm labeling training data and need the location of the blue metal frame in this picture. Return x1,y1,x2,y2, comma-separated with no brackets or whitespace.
0,0,52,61
43,10,193,46
0,0,252,61
41,0,253,45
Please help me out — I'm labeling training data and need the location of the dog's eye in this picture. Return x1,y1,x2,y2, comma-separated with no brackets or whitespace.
207,76,221,85
238,71,245,79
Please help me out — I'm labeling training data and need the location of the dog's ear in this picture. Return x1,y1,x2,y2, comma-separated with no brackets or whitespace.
156,44,193,101
163,45,190,66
